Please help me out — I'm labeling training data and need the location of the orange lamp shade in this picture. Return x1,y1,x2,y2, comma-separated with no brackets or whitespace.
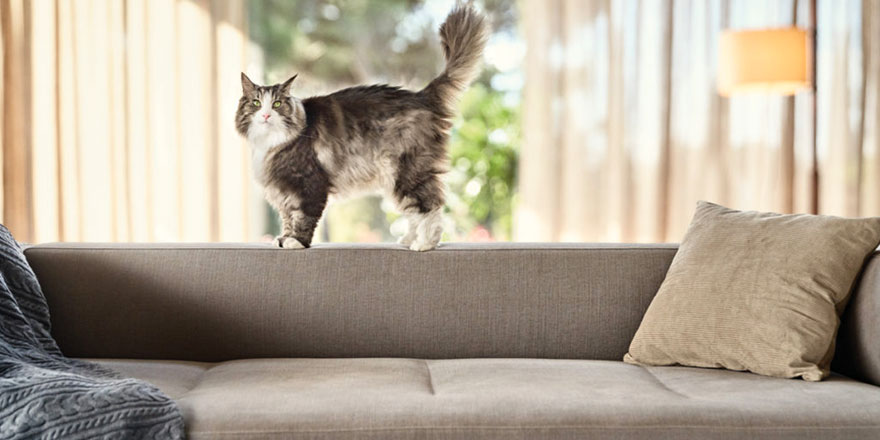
718,28,811,96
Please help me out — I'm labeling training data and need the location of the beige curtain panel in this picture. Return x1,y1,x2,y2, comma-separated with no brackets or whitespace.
1,0,255,243
2,0,878,244
518,0,880,242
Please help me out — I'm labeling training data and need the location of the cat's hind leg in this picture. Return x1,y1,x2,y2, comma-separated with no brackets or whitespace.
397,214,419,247
409,209,443,251
393,173,445,251
395,210,442,251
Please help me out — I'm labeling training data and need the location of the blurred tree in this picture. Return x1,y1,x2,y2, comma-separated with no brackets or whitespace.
446,83,519,240
247,0,520,241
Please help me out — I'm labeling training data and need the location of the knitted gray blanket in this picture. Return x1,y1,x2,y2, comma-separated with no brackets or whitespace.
0,225,184,439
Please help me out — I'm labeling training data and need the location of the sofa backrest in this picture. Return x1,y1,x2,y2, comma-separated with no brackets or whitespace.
24,243,674,362
23,243,880,385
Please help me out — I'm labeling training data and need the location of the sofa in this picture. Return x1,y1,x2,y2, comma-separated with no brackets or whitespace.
22,242,880,440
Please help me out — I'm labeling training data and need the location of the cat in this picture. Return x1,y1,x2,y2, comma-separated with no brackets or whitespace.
235,1,487,251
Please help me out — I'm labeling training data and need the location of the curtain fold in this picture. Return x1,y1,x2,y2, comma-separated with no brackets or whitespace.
518,0,880,242
0,0,252,243
3,0,878,244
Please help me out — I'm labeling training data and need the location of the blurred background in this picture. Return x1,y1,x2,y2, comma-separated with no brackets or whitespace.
1,0,878,244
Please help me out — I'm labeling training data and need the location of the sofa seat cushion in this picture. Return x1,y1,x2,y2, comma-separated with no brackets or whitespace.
91,358,880,440
93,358,212,399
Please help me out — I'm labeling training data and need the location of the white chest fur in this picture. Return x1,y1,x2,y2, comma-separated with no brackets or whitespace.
247,125,291,185
246,91,298,186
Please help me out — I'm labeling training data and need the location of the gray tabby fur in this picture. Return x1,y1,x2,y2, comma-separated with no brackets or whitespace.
235,2,488,251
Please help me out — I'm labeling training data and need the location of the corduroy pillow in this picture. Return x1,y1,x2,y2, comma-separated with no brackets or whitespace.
624,201,880,381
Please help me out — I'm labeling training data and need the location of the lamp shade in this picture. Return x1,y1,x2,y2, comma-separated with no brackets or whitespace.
718,28,811,96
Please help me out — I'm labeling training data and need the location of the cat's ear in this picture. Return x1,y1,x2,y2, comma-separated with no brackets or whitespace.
241,72,257,94
280,74,298,95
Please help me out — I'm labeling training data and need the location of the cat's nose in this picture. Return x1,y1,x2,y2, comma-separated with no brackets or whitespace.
262,113,271,121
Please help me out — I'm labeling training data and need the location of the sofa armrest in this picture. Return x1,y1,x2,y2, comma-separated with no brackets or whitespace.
834,252,880,386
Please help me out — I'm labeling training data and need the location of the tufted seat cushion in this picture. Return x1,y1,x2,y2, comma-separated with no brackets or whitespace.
92,358,880,440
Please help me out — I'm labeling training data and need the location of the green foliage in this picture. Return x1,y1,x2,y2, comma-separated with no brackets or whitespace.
446,84,519,240
249,0,441,86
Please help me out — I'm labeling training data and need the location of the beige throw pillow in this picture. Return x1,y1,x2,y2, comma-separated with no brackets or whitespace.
624,201,880,381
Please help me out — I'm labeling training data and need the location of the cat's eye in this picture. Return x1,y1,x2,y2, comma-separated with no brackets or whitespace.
252,99,261,107
273,101,282,108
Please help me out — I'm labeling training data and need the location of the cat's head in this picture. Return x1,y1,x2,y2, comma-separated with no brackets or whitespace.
235,73,304,141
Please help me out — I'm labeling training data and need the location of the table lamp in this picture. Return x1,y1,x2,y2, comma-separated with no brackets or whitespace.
716,0,817,213
717,28,810,96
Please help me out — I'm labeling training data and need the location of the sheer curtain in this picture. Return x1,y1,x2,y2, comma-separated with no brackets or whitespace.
518,0,880,242
0,0,254,243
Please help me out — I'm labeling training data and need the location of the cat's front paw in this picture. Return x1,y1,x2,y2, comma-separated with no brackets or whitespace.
275,236,306,249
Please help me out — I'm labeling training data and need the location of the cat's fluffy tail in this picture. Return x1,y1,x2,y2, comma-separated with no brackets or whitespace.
422,1,488,116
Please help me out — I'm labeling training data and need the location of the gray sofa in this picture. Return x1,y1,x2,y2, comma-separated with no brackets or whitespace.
23,242,880,440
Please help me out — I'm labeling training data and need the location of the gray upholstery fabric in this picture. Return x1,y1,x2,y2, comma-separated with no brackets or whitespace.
25,243,880,439
23,242,880,382
834,252,880,386
88,359,212,400
24,243,676,361
91,358,880,440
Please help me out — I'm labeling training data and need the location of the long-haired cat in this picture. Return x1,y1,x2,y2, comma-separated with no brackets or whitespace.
235,2,487,251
